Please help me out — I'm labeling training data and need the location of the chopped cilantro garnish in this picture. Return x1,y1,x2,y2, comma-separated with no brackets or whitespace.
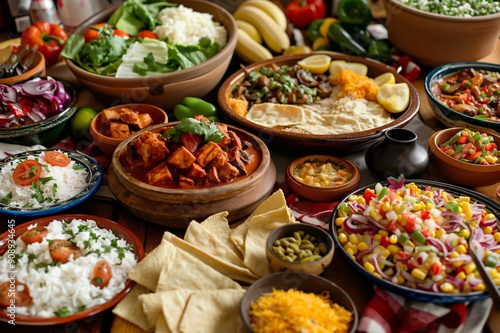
55,306,71,318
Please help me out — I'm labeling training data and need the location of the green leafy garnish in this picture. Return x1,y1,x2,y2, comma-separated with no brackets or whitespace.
39,177,55,185
31,182,45,203
73,164,85,170
1,192,12,205
55,307,72,318
162,118,224,143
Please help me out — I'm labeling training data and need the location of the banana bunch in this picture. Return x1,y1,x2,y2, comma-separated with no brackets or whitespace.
233,0,290,64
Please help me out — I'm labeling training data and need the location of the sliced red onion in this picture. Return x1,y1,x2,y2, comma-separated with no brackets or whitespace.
466,274,483,288
445,275,464,291
427,237,448,257
0,85,17,103
20,79,57,96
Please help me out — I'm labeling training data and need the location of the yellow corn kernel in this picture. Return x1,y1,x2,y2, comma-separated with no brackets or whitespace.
348,234,359,244
380,249,391,259
378,229,389,237
373,234,382,242
490,269,500,279
459,229,470,239
387,244,400,255
364,262,375,273
372,272,382,279
440,282,454,293
486,213,496,221
472,283,486,291
406,241,415,248
456,271,466,280
494,278,500,286
435,228,446,239
389,234,398,244
346,247,354,256
374,245,386,253
370,209,383,221
485,155,498,164
338,233,348,244
357,242,369,251
464,262,477,275
412,202,424,211
494,232,500,243
335,217,345,226
456,244,467,254
394,275,405,285
355,196,366,204
484,226,493,234
347,244,358,255
411,268,428,280
425,202,434,210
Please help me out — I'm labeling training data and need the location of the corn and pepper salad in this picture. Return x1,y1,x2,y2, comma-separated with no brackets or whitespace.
334,178,500,294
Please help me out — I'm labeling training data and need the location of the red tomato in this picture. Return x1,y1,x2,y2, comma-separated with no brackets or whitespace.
136,30,158,39
20,226,48,245
113,29,130,39
0,281,33,307
49,240,83,263
84,23,106,42
45,151,70,167
13,160,42,186
91,260,113,289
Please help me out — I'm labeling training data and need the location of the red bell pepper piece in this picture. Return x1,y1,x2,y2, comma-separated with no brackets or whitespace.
20,21,68,68
6,103,25,118
285,0,326,30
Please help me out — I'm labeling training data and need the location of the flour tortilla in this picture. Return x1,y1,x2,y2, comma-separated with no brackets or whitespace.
112,284,151,331
199,211,243,260
177,289,246,333
184,219,246,268
162,231,259,283
128,239,175,291
246,103,305,127
155,239,242,292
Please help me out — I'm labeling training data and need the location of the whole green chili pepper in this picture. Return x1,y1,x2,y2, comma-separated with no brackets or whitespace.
173,97,219,122
327,22,366,55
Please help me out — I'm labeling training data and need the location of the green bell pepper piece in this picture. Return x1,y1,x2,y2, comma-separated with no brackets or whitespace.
337,0,372,28
173,97,218,121
307,18,325,43
327,22,366,56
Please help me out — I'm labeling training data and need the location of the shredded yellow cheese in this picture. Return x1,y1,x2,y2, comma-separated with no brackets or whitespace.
332,69,379,102
249,288,353,333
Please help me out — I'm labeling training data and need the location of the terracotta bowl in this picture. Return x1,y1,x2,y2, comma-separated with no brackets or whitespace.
107,122,276,228
428,127,500,188
425,62,500,134
65,1,237,110
0,214,145,325
240,271,358,333
0,50,46,85
285,155,361,202
383,0,500,67
266,223,334,275
217,52,420,153
89,104,168,155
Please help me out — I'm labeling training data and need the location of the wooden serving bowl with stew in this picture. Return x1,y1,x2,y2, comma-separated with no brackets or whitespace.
107,121,276,228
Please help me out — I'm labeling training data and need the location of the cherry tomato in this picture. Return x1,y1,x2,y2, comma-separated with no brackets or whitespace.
91,260,112,289
45,151,70,167
0,281,33,307
49,239,83,263
136,30,158,39
84,23,106,43
13,160,42,186
20,226,48,245
113,29,130,39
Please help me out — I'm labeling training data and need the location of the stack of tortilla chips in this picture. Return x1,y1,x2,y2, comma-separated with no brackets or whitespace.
113,189,298,333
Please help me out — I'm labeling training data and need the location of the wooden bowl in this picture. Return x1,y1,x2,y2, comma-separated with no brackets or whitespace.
240,272,358,333
285,155,361,202
266,223,334,275
0,50,46,85
428,127,500,188
89,104,168,155
217,52,420,153
107,122,276,228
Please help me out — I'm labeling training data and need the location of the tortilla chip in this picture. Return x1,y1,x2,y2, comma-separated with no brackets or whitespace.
230,189,289,254
140,292,168,331
160,289,195,333
200,211,243,260
246,103,305,127
112,284,151,331
155,315,170,333
162,231,259,284
128,239,175,291
184,220,246,268
177,289,246,333
156,239,242,292
243,205,299,276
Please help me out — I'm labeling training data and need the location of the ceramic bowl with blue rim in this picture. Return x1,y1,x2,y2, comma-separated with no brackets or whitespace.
0,78,78,147
425,62,500,133
0,149,102,218
329,179,500,303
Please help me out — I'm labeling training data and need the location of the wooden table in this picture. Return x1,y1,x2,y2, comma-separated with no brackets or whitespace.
1,39,500,333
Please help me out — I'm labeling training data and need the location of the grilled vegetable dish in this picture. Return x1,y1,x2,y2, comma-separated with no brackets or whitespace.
432,68,500,122
121,116,261,188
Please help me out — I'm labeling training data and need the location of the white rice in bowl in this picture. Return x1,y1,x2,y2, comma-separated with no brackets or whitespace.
0,218,138,317
153,4,227,48
0,151,88,209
